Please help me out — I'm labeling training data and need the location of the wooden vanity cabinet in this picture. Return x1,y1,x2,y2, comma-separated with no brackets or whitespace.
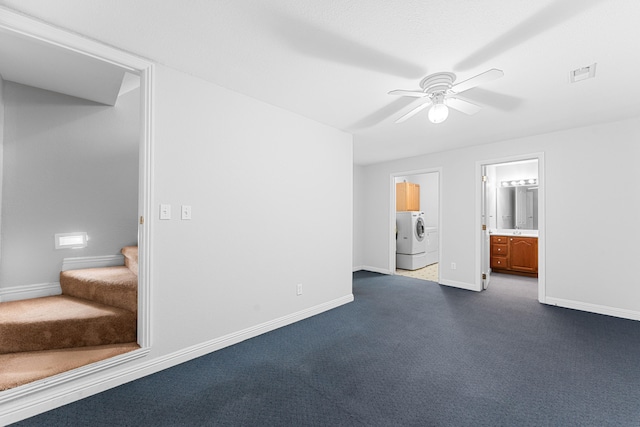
490,235,538,277
396,182,420,211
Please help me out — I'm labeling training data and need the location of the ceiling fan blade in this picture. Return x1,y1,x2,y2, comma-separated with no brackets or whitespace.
395,101,432,123
388,89,427,98
450,69,504,94
446,97,482,115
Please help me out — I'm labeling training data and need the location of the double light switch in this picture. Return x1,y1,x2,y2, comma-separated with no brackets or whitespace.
159,204,192,220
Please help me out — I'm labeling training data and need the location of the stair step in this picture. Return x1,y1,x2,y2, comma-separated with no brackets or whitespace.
0,342,139,391
0,295,136,354
60,266,137,313
122,245,138,276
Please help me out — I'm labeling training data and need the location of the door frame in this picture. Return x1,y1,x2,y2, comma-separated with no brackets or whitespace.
0,9,154,403
476,153,546,302
389,167,442,280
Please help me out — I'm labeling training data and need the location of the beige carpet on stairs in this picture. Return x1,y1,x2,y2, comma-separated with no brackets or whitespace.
0,295,136,354
0,342,140,391
0,246,140,391
60,266,138,313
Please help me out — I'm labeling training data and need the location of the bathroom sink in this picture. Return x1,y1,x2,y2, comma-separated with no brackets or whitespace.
490,229,538,237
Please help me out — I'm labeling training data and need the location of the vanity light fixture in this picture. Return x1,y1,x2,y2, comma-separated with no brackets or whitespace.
501,178,537,187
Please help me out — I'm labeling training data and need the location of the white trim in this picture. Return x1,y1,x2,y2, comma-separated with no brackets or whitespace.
137,62,153,350
61,255,125,271
0,294,353,425
544,297,640,322
476,153,546,299
0,282,61,302
0,6,154,408
439,279,479,292
361,265,392,275
352,265,364,272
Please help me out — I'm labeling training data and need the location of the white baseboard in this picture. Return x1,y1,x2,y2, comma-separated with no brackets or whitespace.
543,297,640,321
352,265,364,272
62,254,125,271
439,279,480,292
0,282,61,302
360,265,392,275
0,293,354,425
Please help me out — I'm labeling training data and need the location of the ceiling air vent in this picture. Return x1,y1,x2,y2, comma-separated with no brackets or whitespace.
569,63,596,83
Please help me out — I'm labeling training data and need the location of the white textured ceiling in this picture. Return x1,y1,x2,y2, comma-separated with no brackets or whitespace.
1,0,639,164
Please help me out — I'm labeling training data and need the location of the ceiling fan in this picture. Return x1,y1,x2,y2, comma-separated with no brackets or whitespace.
388,68,504,124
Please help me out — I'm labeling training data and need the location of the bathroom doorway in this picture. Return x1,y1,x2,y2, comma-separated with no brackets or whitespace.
391,169,441,283
479,154,545,301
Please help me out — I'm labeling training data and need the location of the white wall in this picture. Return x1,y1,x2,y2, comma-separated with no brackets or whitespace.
0,62,354,423
0,77,4,259
148,65,353,353
353,164,365,270
356,117,640,317
0,83,139,289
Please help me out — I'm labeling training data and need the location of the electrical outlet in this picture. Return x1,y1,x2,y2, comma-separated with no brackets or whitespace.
296,283,303,296
451,262,457,270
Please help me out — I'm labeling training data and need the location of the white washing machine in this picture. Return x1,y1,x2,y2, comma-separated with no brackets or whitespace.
396,211,428,270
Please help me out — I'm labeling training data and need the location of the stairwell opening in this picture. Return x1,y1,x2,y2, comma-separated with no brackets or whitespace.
0,13,153,396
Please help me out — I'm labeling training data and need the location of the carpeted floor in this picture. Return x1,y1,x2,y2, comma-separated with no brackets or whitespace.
12,271,640,426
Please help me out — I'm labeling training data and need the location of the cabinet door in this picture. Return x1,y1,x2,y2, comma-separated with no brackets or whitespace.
396,183,408,211
408,183,420,211
509,237,538,273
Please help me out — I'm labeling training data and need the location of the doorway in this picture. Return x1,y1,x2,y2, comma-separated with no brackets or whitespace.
0,12,153,399
390,169,441,283
479,154,545,301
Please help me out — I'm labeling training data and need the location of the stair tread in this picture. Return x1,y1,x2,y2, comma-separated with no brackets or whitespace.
0,295,136,354
121,245,138,276
0,342,139,391
60,266,137,313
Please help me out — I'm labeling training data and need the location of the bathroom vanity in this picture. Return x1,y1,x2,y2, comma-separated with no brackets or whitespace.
490,232,538,278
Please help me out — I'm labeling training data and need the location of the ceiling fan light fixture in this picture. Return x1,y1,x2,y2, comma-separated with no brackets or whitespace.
428,103,449,124
428,94,449,124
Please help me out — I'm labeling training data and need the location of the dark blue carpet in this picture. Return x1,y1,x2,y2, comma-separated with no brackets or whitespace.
13,271,640,426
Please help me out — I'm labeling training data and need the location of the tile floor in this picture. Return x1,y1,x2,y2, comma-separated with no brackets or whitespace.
395,263,439,282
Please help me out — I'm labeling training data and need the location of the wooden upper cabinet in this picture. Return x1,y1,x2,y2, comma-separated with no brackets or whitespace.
396,182,420,211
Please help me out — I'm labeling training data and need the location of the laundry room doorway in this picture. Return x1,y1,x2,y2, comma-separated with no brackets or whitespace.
390,169,441,283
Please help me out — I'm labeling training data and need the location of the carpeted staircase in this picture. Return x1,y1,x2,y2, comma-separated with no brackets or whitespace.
0,246,139,391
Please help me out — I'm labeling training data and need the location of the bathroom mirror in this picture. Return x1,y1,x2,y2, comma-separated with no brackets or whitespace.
496,185,538,230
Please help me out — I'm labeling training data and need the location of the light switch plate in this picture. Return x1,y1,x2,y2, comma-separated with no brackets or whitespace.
181,205,192,220
160,204,171,220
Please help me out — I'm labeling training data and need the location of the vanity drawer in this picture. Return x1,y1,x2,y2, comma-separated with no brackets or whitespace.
491,256,508,269
492,244,508,256
491,235,507,244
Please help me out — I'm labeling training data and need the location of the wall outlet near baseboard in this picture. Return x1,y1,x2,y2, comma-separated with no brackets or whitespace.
451,262,457,270
296,283,303,296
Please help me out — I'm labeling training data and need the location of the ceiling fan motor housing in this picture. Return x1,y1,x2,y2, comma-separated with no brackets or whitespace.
420,72,456,96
